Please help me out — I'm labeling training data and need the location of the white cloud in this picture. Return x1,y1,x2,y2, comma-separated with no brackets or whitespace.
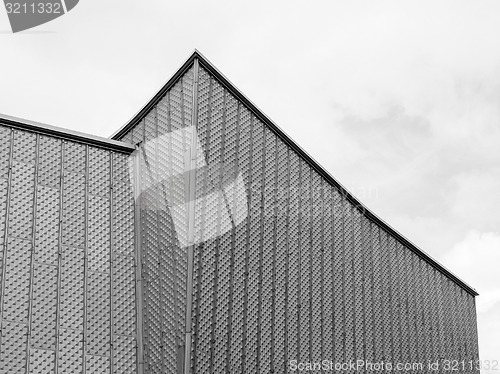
446,171,500,231
440,231,500,372
440,230,500,313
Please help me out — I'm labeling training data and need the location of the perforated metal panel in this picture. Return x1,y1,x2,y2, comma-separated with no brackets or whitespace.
187,64,480,374
0,124,137,374
111,153,137,374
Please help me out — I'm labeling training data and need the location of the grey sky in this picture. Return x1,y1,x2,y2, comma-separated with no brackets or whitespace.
1,0,499,369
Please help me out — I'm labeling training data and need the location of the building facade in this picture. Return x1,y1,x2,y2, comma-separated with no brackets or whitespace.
0,52,479,374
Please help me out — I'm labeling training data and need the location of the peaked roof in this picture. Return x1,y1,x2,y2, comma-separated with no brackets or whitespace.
113,50,478,296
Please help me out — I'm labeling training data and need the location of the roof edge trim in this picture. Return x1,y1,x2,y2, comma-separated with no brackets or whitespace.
111,50,478,296
0,113,135,154
195,52,479,297
110,50,198,140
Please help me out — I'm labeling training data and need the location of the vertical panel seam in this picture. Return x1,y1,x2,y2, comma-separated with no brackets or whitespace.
369,220,376,363
319,179,325,368
141,118,150,372
308,168,314,362
350,204,358,371
224,100,240,374
192,76,210,373
153,105,167,374
25,133,39,374
330,187,336,365
82,144,89,374
212,85,227,373
109,151,114,374
184,58,199,374
134,141,145,374
361,213,367,373
387,233,395,366
270,134,279,372
207,76,218,374
395,241,404,364
297,159,303,362
240,114,254,373
256,125,267,371
54,139,65,374
0,128,14,347
283,146,290,370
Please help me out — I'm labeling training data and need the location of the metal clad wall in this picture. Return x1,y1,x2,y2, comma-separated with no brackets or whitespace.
186,64,480,374
0,57,481,374
0,125,137,374
112,59,479,373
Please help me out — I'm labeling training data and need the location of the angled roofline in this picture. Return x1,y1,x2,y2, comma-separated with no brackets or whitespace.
0,113,135,154
110,50,198,140
112,50,479,296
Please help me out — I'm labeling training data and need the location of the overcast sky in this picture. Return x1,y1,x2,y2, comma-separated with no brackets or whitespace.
1,0,499,369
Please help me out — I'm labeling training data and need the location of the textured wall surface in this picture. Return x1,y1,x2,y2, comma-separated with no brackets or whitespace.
0,125,137,374
192,66,479,374
120,67,195,374
0,54,478,374
115,57,480,374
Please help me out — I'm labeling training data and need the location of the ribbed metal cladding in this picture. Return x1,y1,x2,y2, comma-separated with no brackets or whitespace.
112,54,480,373
191,63,479,374
0,124,137,374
